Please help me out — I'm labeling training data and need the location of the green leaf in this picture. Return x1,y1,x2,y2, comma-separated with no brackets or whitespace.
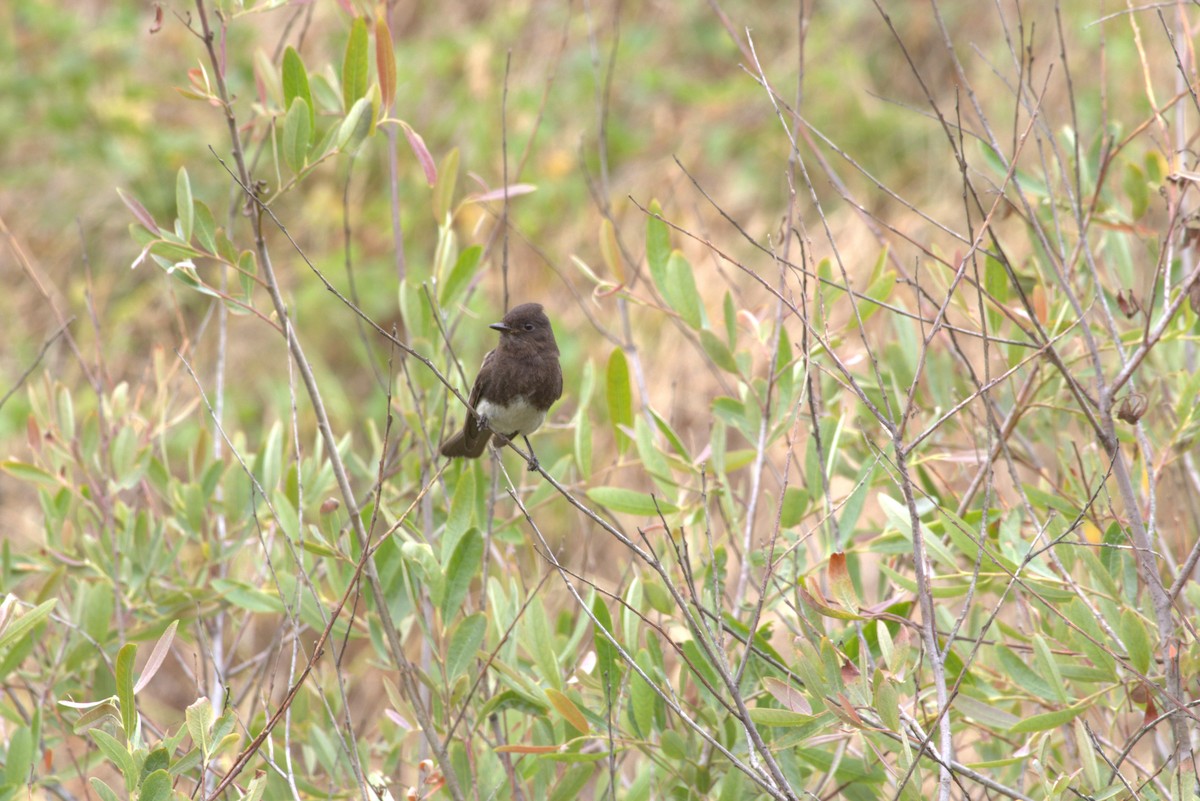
646,200,669,282
660,729,687,761
442,529,483,621
746,707,820,727
210,579,283,614
192,200,217,255
175,167,193,243
139,770,172,801
860,269,895,323
341,17,369,112
281,46,314,130
1031,634,1069,703
432,148,460,223
1123,160,1149,221
186,697,214,758
996,645,1058,702
1120,608,1152,675
586,487,677,516
1009,703,1086,733
89,778,121,801
548,765,595,801
629,650,656,737
606,348,633,452
700,329,738,374
666,251,703,329
633,416,672,488
0,598,56,652
526,597,560,691
592,595,619,690
647,407,689,461
283,97,312,174
337,96,373,153
116,643,137,741
445,613,486,680
1,460,60,488
90,729,137,791
723,291,738,347
573,408,593,479
5,726,32,786
439,244,483,307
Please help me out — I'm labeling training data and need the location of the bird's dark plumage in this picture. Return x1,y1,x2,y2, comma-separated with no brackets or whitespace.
440,303,563,470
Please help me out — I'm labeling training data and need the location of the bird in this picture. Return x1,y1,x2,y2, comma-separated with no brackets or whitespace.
440,303,563,471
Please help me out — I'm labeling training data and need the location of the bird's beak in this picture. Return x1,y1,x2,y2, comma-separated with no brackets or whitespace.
489,321,512,332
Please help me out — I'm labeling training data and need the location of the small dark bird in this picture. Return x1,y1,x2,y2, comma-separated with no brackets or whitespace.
440,303,563,471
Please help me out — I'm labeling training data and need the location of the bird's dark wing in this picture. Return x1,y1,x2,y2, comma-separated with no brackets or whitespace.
463,348,497,438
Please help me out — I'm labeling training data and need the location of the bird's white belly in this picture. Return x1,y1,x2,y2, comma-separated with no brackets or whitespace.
477,397,546,437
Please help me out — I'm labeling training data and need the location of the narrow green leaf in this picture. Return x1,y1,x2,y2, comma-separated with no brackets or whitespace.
606,347,633,452
283,97,312,174
337,96,373,153
341,17,369,112
192,200,217,255
996,645,1058,702
660,729,687,761
1123,161,1149,221
5,726,31,786
586,487,677,516
634,416,671,487
139,770,172,801
646,199,669,281
445,613,486,680
442,529,483,621
647,407,689,461
0,598,56,651
700,329,738,374
747,707,820,727
1120,608,1152,675
116,643,137,741
186,697,214,758
629,650,656,737
175,167,193,243
573,408,593,479
90,778,121,801
1031,634,1069,703
723,291,738,347
281,46,314,130
439,244,483,307
1074,719,1101,791
666,251,703,329
548,765,595,801
527,597,561,691
443,469,476,558
1009,703,1086,733
432,148,460,223
592,594,619,690
859,269,895,323
90,729,137,790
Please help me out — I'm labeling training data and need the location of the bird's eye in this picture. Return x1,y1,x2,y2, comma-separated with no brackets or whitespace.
524,323,535,331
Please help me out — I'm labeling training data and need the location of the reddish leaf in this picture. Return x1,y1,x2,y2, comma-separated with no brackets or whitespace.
400,121,436,186
117,189,158,233
375,16,396,111
467,183,537,204
148,4,163,33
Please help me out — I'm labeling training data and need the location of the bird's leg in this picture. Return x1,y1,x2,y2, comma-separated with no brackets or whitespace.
522,435,540,472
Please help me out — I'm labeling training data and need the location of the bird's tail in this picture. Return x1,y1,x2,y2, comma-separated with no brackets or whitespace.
440,428,492,459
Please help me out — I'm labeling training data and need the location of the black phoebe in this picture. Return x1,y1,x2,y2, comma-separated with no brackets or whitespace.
440,303,563,471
